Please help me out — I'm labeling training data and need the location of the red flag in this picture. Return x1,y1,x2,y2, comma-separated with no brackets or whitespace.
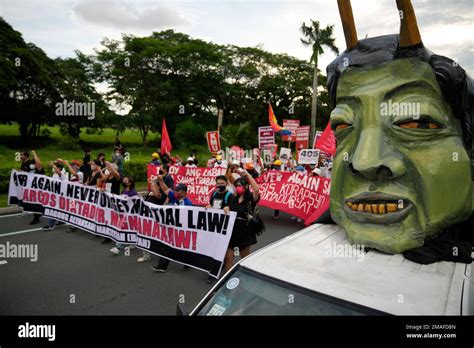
314,122,336,156
161,118,172,155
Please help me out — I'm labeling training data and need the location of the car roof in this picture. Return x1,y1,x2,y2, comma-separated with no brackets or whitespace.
240,223,467,315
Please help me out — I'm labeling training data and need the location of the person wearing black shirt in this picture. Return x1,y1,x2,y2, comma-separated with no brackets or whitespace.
103,161,122,195
225,170,261,272
205,175,233,283
96,153,106,169
207,175,233,210
82,148,92,184
19,150,45,224
86,160,105,187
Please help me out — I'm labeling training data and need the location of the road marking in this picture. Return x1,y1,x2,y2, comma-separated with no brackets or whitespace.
0,228,43,238
0,213,31,219
0,260,8,265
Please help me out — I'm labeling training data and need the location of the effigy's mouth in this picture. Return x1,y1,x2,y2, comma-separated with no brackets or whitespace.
343,192,413,224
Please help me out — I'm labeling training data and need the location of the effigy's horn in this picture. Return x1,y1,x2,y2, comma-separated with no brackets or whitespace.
337,0,358,50
396,0,422,47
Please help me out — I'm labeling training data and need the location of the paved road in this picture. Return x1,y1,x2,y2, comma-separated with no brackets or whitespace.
0,208,302,315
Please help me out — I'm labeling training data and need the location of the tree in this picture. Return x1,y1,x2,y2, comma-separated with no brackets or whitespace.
0,17,63,145
300,20,339,145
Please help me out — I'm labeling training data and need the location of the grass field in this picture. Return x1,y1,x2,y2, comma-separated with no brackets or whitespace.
0,124,209,169
0,123,209,206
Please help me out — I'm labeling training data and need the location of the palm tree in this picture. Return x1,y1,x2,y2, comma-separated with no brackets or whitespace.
300,20,339,145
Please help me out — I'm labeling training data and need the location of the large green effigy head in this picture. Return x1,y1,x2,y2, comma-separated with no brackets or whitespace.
327,0,472,254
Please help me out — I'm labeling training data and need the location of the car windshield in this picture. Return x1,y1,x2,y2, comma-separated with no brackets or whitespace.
196,267,383,315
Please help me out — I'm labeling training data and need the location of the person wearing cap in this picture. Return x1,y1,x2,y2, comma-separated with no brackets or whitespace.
244,162,259,179
150,152,161,166
312,167,322,177
185,157,197,168
213,155,228,169
151,176,193,273
271,160,282,220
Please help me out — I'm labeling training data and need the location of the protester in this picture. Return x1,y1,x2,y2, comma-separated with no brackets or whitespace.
213,155,228,169
150,152,161,166
151,179,192,273
114,137,122,149
19,150,45,225
42,160,68,231
81,148,92,183
205,175,233,282
96,153,106,169
185,157,197,168
244,162,259,179
312,167,322,177
85,160,106,186
207,175,233,210
224,170,263,272
207,156,216,168
110,176,138,255
112,147,125,174
102,162,122,195
63,160,84,183
61,159,84,232
138,167,174,263
271,160,282,220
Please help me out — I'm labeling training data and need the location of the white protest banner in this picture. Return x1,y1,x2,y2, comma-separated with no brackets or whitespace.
298,149,320,164
279,147,292,164
8,170,235,277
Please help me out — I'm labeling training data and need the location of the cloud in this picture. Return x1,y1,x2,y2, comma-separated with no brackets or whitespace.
73,0,189,29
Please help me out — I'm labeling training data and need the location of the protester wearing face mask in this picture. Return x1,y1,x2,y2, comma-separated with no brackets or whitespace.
204,175,233,282
185,157,197,168
213,155,228,169
110,176,138,255
86,160,106,187
224,170,262,272
151,178,193,273
96,153,106,169
139,166,173,263
207,176,232,211
112,147,125,174
103,161,122,195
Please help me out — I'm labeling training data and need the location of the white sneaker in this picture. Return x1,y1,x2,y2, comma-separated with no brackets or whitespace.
137,253,151,262
110,247,120,255
297,218,303,223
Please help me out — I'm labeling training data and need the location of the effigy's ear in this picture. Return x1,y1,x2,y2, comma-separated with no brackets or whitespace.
337,0,358,50
396,0,422,47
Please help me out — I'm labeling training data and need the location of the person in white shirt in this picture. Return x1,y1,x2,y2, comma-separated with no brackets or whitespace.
63,159,84,184
42,160,68,231
50,160,69,181
185,157,197,168
213,155,228,169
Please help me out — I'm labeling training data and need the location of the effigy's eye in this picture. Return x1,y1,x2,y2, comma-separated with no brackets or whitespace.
398,121,440,129
335,123,350,131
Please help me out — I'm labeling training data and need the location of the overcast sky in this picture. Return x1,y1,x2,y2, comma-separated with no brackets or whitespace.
1,0,472,76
